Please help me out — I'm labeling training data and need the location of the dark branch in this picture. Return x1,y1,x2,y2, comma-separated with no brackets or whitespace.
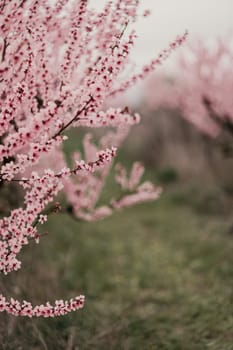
1,38,9,62
203,97,233,137
51,95,94,140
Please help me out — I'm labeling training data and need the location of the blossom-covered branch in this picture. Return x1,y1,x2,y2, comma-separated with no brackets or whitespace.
0,0,186,317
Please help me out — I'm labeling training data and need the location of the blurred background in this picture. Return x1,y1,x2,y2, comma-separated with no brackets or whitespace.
1,1,233,349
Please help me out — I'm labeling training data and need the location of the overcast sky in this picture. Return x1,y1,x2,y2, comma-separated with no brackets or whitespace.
90,0,233,67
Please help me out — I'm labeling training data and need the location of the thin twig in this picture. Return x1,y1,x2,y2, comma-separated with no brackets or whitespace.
66,327,75,350
32,322,49,350
1,38,9,62
203,96,233,136
51,96,93,140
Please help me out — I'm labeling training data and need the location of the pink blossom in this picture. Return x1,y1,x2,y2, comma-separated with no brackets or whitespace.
0,0,185,318
144,36,233,137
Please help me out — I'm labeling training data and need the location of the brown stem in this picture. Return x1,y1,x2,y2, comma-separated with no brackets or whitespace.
112,21,129,52
0,0,6,11
18,0,27,9
1,38,9,63
51,95,93,139
203,97,233,137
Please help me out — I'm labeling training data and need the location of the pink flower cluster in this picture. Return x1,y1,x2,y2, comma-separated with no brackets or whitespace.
144,36,233,137
0,294,85,317
0,0,185,317
112,163,162,209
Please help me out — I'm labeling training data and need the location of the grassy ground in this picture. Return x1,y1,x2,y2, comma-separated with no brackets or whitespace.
0,179,232,349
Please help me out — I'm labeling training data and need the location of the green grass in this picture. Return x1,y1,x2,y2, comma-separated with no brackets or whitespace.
1,182,232,349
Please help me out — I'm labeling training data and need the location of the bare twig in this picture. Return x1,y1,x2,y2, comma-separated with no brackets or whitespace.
203,97,233,137
66,327,75,350
32,322,49,350
1,38,9,62
52,96,94,140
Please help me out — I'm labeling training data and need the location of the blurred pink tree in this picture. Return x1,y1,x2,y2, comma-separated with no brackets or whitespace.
0,0,186,317
145,36,233,139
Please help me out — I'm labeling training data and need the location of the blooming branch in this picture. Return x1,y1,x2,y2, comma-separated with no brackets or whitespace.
0,0,185,317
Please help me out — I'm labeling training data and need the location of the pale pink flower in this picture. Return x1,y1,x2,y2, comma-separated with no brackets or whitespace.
0,0,185,317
